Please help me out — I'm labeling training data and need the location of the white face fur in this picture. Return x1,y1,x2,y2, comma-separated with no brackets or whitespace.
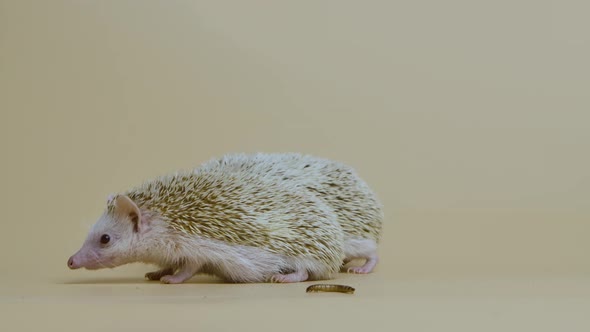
67,195,145,270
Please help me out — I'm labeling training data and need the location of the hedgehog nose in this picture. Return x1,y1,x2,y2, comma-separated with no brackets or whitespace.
67,256,78,269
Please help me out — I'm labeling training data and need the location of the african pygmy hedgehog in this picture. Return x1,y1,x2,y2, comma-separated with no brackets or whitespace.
67,152,384,284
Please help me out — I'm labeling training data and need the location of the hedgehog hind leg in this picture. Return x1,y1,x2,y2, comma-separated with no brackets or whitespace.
346,252,378,274
342,238,379,274
270,270,309,283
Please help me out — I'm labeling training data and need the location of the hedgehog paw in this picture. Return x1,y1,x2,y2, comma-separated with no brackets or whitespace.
160,274,192,284
347,266,372,274
159,265,199,284
270,270,309,283
145,268,174,281
346,253,378,274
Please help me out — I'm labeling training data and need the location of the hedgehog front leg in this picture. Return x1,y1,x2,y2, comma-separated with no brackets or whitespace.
160,264,201,284
270,270,309,283
145,268,174,281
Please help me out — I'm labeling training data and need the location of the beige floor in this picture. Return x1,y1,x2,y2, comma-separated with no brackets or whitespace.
2,210,589,331
3,276,590,332
1,1,589,331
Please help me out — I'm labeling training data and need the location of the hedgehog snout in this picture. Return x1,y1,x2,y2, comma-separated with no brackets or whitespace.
67,254,80,269
68,249,86,269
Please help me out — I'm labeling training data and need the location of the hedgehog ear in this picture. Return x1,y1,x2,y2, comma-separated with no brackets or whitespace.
107,193,116,204
113,195,143,233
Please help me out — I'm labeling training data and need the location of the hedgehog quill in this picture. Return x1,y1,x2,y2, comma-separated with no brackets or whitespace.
67,153,384,284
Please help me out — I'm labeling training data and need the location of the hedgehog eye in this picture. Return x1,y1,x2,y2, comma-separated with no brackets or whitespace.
100,234,110,244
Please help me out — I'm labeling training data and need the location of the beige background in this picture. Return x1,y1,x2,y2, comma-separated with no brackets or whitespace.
1,0,589,331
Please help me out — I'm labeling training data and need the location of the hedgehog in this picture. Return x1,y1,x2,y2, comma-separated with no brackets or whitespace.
67,152,384,284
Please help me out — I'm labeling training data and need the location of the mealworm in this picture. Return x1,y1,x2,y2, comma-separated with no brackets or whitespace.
305,284,355,294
